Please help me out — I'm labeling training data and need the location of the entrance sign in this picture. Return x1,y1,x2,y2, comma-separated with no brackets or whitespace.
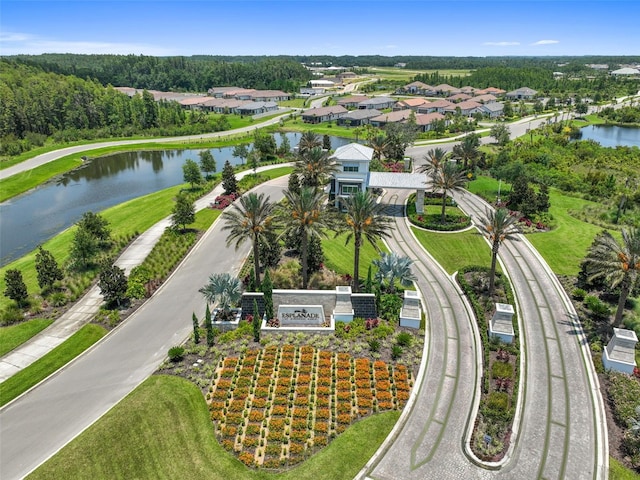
278,305,325,326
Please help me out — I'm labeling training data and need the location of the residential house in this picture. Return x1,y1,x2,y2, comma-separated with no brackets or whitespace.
328,143,373,210
248,90,290,102
444,100,483,116
393,98,428,111
398,81,434,95
359,96,396,110
417,99,454,114
433,84,461,97
414,112,447,132
301,105,348,124
448,93,473,103
310,79,338,89
506,87,538,100
460,86,476,95
236,101,279,116
611,67,640,76
337,72,357,81
479,102,505,118
476,87,506,96
229,89,257,100
369,110,413,128
179,96,214,109
201,98,248,113
336,95,370,109
336,109,382,127
472,94,498,104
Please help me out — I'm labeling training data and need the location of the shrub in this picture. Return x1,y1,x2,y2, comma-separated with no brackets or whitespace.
0,303,23,326
368,338,381,352
584,295,610,318
378,294,403,322
607,372,640,426
396,331,413,347
491,361,514,379
572,288,587,300
391,345,403,360
168,346,185,362
483,391,510,421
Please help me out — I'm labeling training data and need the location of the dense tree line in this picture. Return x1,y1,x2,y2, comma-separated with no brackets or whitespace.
0,60,241,155
8,54,312,92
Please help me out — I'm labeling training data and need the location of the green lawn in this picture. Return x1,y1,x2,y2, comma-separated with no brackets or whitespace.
0,318,54,357
322,232,388,280
28,374,399,480
468,176,602,276
411,228,494,274
0,324,106,407
609,457,640,480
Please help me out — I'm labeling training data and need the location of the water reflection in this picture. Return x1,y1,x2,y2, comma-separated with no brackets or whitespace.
0,133,350,266
579,125,640,148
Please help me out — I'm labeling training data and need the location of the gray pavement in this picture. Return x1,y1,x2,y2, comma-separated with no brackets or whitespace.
0,164,291,382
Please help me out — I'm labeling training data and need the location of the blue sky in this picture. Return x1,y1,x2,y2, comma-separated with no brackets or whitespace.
1,1,638,57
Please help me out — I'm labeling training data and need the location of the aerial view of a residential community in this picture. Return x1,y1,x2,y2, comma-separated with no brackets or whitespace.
1,1,640,479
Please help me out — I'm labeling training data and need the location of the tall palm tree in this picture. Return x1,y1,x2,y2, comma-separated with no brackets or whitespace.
278,187,333,289
373,252,417,294
451,133,481,170
433,162,468,224
199,273,242,320
418,147,448,184
368,134,389,162
221,192,275,288
480,208,520,296
298,130,322,154
585,227,640,326
341,191,394,292
294,146,338,188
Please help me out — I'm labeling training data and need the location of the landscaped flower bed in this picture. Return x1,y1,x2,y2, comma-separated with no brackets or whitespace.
407,193,471,231
207,345,412,469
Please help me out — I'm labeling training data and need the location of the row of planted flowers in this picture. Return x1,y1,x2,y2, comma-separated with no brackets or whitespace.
207,345,412,469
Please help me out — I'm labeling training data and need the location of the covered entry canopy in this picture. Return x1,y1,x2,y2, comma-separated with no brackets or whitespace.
368,172,427,190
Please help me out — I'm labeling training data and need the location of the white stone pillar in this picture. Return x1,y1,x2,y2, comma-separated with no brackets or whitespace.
415,189,425,214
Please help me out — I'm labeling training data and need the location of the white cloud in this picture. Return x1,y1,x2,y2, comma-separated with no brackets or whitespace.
0,31,175,56
531,39,560,45
483,41,520,46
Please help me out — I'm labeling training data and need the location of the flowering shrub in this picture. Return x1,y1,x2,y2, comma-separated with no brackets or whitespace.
210,193,239,210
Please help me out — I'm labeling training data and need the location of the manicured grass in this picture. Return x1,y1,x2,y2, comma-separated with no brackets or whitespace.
468,176,602,276
0,183,189,312
0,324,106,407
280,118,357,139
0,318,54,357
28,374,400,480
411,228,494,274
278,99,307,108
322,232,388,279
609,457,640,480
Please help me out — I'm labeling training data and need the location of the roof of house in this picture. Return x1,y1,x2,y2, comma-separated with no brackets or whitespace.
336,95,369,105
237,101,278,111
396,98,428,107
340,109,382,120
370,110,413,123
360,96,395,106
448,100,482,110
301,105,348,117
473,94,498,103
506,87,538,96
179,96,214,106
481,102,505,112
460,86,476,94
434,84,460,93
330,143,374,162
448,93,472,102
611,67,640,75
414,112,445,125
248,90,288,98
421,99,454,109
404,81,433,89
477,87,506,95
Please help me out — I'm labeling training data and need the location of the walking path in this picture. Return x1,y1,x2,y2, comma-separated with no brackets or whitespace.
0,163,291,382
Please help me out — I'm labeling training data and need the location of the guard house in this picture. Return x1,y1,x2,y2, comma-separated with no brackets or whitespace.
329,143,427,212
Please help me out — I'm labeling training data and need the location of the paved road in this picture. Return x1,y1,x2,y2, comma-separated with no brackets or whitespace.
359,186,606,479
0,177,289,480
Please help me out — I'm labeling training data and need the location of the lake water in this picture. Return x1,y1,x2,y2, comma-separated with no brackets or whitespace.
579,125,640,148
0,133,351,266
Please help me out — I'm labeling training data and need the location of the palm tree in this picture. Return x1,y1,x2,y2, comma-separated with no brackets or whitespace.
585,227,640,326
221,192,275,288
298,130,322,154
368,134,389,162
294,146,338,188
451,134,481,170
433,162,468,224
340,191,394,292
480,208,520,296
373,252,417,294
278,187,333,289
418,147,448,184
199,272,242,321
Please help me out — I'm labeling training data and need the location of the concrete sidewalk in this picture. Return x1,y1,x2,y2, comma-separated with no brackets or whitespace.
0,164,290,382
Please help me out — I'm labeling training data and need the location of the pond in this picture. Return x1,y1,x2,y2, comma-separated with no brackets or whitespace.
579,125,640,148
0,133,351,266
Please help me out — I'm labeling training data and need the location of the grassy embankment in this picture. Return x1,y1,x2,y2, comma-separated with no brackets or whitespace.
0,324,106,407
0,318,54,357
28,375,399,480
